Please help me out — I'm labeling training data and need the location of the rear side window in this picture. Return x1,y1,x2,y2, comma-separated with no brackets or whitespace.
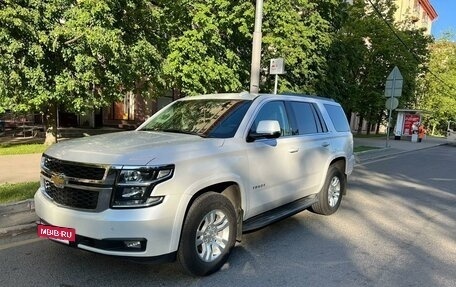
324,104,350,132
291,102,317,135
288,102,327,135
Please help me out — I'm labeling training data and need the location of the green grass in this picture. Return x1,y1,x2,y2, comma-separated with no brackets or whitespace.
0,143,47,155
354,145,381,153
353,133,386,138
0,182,40,204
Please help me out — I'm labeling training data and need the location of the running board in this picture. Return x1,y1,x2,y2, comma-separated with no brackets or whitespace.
242,195,318,233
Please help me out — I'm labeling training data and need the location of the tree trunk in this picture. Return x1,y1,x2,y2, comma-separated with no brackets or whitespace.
376,112,382,134
346,109,353,132
44,102,59,146
357,115,364,134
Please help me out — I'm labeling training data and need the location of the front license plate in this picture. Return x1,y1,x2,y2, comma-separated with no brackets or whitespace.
37,224,76,242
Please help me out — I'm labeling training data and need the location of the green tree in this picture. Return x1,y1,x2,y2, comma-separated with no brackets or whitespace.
317,0,431,134
419,39,456,135
3,0,433,141
0,0,165,144
162,0,253,96
163,0,345,96
261,0,344,93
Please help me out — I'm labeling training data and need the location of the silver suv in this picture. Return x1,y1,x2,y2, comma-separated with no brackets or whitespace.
35,92,355,276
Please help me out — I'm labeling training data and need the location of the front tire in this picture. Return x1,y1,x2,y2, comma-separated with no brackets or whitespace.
178,192,237,276
311,164,346,215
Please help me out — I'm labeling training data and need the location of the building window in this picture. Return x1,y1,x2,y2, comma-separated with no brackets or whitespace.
413,0,419,13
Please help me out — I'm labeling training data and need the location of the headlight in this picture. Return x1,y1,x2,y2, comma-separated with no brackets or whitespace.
111,165,174,208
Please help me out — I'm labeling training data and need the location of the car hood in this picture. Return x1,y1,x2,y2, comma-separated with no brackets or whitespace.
43,131,224,166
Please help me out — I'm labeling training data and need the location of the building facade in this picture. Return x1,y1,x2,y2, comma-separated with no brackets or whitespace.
394,0,438,34
76,91,177,129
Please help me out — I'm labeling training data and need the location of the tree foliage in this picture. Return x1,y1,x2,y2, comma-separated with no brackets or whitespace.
162,0,253,96
316,0,431,133
163,0,345,95
0,0,166,143
261,0,343,93
419,39,456,135
0,0,436,140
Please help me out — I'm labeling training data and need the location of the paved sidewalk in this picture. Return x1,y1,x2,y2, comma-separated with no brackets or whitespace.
0,153,41,184
354,136,449,163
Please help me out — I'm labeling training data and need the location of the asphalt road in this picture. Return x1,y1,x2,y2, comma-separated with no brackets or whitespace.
1,145,455,287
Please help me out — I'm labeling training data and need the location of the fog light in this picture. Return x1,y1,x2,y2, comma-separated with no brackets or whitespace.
124,240,142,249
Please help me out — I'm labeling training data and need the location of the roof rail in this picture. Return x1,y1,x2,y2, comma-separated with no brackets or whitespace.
279,92,335,102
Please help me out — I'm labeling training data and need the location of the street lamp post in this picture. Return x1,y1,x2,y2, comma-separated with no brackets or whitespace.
249,0,263,94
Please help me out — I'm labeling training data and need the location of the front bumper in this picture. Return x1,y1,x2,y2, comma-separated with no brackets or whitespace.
34,188,180,258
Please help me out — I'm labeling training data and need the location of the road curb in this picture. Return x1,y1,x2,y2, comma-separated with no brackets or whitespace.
355,143,447,165
0,199,35,216
354,148,389,164
0,223,36,237
0,199,37,241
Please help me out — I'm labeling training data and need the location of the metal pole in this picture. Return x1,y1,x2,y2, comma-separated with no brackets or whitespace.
249,0,263,94
386,72,396,148
274,74,278,94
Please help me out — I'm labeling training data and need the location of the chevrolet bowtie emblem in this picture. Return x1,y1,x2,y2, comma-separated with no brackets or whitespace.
51,174,67,189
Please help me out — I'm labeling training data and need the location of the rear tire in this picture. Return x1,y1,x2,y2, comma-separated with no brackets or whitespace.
178,192,237,276
311,164,346,215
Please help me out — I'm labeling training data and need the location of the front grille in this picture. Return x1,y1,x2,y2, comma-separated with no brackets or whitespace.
44,180,99,210
40,155,115,211
43,155,106,180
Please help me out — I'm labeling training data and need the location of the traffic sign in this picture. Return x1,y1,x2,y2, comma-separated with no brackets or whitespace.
384,66,403,148
270,58,285,75
384,66,403,98
385,97,399,110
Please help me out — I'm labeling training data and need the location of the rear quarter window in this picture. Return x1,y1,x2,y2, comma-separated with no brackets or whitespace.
323,104,350,132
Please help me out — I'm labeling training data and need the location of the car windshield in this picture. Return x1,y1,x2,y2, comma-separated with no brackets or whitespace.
139,99,252,138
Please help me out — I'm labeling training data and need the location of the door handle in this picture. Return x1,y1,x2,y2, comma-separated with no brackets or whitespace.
322,142,330,147
288,148,299,153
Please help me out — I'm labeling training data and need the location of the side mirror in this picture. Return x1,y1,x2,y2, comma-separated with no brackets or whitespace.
248,120,281,142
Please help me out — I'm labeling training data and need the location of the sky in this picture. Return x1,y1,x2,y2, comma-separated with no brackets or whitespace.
430,0,456,40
